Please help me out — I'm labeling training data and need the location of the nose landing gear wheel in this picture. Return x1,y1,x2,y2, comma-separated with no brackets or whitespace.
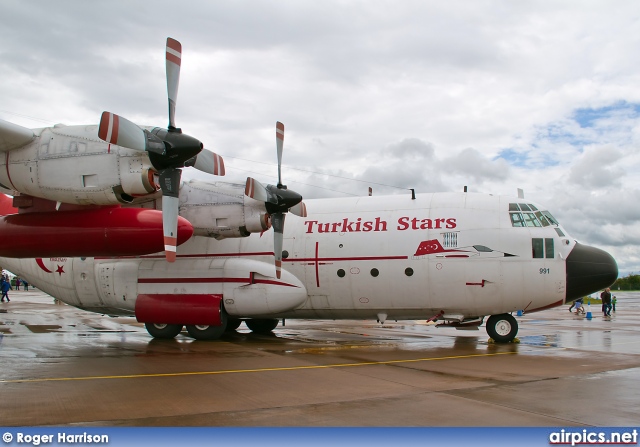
486,313,518,343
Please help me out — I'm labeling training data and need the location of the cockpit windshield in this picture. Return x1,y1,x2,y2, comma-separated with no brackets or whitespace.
509,203,560,228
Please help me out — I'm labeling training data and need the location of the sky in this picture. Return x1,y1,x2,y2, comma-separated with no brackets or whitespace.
1,1,639,275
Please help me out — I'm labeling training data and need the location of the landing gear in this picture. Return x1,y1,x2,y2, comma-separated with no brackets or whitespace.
186,323,227,340
226,318,242,331
144,305,229,341
486,313,518,343
144,323,183,339
186,306,229,340
245,318,279,334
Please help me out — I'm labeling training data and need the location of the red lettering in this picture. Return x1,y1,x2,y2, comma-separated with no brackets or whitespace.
419,219,432,230
304,221,317,233
363,221,373,232
435,218,445,229
374,217,387,232
397,216,409,230
341,218,355,232
446,218,457,229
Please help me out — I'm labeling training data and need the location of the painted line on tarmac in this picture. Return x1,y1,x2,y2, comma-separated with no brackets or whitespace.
0,351,518,384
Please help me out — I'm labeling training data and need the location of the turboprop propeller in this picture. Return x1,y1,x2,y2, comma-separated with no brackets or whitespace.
245,121,307,279
98,38,225,262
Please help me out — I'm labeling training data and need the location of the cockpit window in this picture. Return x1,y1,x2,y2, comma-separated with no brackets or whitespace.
541,211,559,226
519,203,532,212
535,211,550,227
509,203,560,228
524,213,542,227
510,212,525,227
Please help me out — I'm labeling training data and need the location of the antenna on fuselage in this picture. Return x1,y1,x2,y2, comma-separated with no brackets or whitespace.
517,188,524,199
464,186,467,193
410,188,416,200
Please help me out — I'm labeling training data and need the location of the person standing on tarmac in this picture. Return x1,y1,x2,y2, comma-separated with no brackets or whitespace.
1,278,12,302
600,288,612,317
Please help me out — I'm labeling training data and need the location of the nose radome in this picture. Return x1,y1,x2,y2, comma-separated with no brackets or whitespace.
566,242,618,302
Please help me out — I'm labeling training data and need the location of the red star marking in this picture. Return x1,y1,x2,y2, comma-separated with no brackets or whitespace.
56,265,65,276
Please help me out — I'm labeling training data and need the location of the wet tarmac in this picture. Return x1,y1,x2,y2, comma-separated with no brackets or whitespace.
1,290,639,426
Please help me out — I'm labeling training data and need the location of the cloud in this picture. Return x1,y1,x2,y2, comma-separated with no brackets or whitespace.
2,1,640,275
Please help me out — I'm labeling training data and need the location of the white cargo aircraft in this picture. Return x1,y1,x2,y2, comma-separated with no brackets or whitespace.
0,39,617,343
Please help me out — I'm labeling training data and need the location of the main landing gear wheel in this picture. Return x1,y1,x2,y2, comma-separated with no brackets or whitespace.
245,318,279,334
225,318,242,331
486,313,518,343
186,306,228,341
145,323,183,339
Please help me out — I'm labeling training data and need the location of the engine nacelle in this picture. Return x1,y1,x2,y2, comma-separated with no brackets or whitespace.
180,180,270,239
118,157,159,197
0,125,161,206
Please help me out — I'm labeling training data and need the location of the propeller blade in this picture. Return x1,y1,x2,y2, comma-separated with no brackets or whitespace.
290,201,307,218
245,177,272,203
271,212,286,279
99,112,145,150
189,149,225,176
276,121,284,187
159,168,182,262
166,38,182,130
99,112,166,154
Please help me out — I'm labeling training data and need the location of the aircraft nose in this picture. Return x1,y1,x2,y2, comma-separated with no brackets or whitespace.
565,242,618,302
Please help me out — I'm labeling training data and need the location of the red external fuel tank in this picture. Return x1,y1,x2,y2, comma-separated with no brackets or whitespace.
0,207,193,258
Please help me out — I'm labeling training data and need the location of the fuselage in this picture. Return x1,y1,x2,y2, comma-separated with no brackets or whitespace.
1,191,612,324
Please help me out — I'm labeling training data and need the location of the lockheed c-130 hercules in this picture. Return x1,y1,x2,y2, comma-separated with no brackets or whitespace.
0,38,618,343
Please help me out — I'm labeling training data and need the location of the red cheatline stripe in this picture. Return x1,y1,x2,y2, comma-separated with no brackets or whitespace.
138,277,299,288
95,253,408,262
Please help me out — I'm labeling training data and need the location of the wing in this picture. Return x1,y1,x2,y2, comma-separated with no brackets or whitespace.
0,118,36,152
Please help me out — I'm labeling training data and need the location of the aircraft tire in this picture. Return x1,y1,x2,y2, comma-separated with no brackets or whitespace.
145,323,183,339
486,313,518,343
226,318,242,331
245,318,279,334
186,306,228,340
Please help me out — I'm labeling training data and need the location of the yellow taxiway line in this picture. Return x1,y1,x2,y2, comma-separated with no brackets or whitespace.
0,350,518,384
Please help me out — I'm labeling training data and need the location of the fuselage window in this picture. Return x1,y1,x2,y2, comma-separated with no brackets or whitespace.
528,204,539,211
532,238,555,258
532,238,544,258
405,268,414,276
337,269,346,278
370,268,379,277
509,203,520,212
554,227,565,237
545,238,554,258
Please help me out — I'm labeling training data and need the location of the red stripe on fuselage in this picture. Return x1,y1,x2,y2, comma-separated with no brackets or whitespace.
138,276,298,288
